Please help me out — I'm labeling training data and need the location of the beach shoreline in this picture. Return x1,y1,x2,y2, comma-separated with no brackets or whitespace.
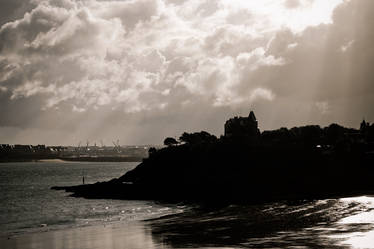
0,220,163,249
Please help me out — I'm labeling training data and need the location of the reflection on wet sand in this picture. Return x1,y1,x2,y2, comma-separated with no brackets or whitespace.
1,221,165,249
332,196,374,248
2,197,374,249
147,197,374,248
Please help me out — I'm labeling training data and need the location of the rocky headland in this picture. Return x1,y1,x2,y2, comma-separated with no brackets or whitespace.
52,111,374,203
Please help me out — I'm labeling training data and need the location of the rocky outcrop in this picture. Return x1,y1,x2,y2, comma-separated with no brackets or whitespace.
52,113,374,203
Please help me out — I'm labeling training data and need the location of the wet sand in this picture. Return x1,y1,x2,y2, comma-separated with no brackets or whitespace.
2,197,374,249
0,221,166,249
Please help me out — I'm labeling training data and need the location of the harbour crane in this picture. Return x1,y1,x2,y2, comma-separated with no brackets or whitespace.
112,140,121,153
77,141,81,157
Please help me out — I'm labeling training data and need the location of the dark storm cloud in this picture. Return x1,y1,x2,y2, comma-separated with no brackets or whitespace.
0,0,36,26
0,0,373,145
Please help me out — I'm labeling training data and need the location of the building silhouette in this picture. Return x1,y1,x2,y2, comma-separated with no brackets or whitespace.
224,111,260,139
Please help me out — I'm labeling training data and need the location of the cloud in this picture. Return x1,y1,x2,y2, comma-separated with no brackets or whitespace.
11,80,55,99
236,48,286,70
284,0,301,9
94,0,162,30
315,101,330,115
0,0,36,26
72,105,86,113
0,0,343,112
340,40,354,52
0,0,373,145
249,88,275,102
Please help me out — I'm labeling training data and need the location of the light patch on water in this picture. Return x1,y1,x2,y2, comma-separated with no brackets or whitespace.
331,196,374,248
343,230,374,249
339,196,374,224
341,196,374,205
338,210,374,225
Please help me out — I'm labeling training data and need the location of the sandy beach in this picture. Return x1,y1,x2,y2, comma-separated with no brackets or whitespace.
0,221,165,249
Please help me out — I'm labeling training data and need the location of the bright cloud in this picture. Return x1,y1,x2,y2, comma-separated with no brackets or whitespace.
2,0,374,145
0,0,344,113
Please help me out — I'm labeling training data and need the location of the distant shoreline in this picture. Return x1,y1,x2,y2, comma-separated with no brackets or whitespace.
59,156,143,162
0,156,144,163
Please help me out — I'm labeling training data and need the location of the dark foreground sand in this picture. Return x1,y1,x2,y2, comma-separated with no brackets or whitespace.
0,221,167,249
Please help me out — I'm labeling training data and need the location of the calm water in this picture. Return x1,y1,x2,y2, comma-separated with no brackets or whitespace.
1,161,374,248
0,161,184,237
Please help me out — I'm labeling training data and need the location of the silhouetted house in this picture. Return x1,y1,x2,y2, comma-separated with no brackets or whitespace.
0,144,11,151
360,119,370,133
13,144,33,154
224,111,260,139
359,119,374,143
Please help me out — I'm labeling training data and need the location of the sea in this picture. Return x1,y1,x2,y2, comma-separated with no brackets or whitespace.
1,160,374,248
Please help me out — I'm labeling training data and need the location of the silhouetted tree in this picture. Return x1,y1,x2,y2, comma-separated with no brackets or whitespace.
179,131,217,144
325,123,345,144
290,125,322,146
164,137,178,147
148,147,157,155
368,124,374,141
262,127,292,144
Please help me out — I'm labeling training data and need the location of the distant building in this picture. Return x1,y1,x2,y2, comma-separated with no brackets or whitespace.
13,144,33,154
224,111,260,139
360,119,370,133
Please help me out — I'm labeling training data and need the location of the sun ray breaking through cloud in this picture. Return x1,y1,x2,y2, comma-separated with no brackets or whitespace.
0,0,373,145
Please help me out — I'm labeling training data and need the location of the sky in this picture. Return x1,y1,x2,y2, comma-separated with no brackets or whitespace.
0,0,373,146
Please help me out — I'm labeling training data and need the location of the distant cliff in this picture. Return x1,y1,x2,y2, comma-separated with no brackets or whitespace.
53,112,374,203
